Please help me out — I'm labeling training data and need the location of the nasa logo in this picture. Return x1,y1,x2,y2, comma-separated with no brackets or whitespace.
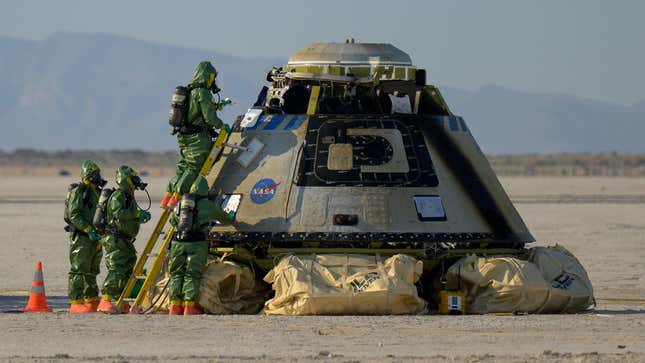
250,178,281,204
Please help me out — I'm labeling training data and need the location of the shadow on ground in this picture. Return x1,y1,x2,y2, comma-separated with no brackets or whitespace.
592,309,645,315
0,295,68,312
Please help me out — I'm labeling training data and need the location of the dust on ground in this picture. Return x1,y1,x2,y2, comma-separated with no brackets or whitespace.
0,176,644,362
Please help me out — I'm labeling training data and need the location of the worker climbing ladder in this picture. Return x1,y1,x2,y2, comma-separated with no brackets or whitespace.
115,130,230,313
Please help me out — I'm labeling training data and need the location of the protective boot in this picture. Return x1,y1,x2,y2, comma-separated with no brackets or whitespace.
167,193,181,208
183,301,204,315
97,298,118,314
160,193,172,208
70,302,93,314
169,301,184,315
84,298,100,312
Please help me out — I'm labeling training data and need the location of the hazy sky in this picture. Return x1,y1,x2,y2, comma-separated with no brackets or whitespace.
2,1,642,105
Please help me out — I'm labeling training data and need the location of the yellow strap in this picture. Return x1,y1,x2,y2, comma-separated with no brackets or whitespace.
308,254,316,315
375,253,391,315
306,86,320,115
413,90,422,114
233,264,241,298
344,254,352,310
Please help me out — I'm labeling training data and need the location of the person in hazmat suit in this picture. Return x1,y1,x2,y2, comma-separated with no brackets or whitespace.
161,61,231,209
97,165,151,314
65,160,107,313
168,175,233,315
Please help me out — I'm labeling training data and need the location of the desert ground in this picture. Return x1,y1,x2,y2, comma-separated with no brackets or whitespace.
0,176,643,362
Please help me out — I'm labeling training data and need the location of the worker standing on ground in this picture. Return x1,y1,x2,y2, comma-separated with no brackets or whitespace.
168,176,233,315
161,61,231,209
65,160,107,314
97,165,151,314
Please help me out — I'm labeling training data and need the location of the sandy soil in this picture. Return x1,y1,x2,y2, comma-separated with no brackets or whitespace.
0,176,644,362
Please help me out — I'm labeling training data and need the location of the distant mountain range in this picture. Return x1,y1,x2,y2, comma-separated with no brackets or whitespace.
1,32,643,153
441,86,645,154
0,32,279,151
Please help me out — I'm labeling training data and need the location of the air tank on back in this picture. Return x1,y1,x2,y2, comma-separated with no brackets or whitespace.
206,38,533,271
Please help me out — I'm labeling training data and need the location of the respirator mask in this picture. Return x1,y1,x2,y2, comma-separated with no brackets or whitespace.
130,175,148,191
208,71,220,94
209,81,221,94
88,170,107,188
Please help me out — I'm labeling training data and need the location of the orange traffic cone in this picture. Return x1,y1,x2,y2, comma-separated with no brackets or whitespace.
22,261,52,313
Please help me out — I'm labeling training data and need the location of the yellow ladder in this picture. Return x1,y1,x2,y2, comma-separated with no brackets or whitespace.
115,130,230,313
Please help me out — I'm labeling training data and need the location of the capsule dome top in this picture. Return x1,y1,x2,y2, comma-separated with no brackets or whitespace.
287,40,413,67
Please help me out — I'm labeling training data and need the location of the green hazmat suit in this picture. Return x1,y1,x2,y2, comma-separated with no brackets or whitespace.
66,160,102,304
168,176,232,304
100,166,145,300
166,61,225,198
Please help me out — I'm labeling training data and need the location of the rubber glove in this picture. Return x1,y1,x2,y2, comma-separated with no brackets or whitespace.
88,229,100,241
218,98,232,109
223,124,231,134
139,210,151,223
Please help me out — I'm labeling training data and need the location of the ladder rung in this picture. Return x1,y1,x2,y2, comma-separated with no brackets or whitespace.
135,275,147,279
146,253,159,258
122,298,135,302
